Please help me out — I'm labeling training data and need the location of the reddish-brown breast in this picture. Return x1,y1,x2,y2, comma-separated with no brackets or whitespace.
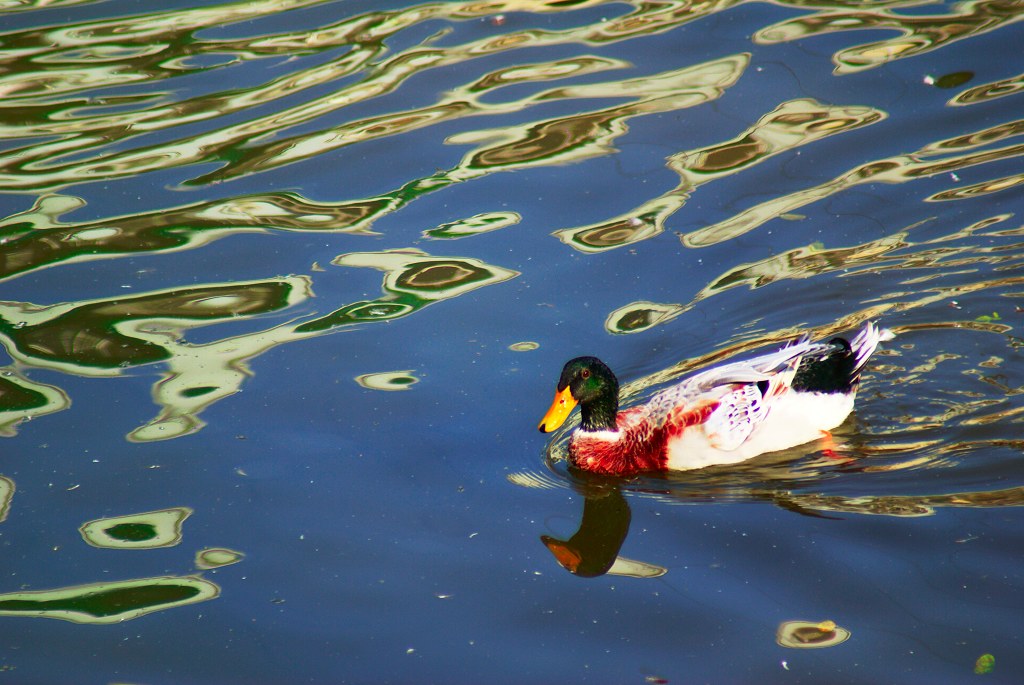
568,402,719,476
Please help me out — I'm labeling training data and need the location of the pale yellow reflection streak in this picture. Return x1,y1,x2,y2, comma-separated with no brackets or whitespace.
556,97,882,252
0,0,96,11
126,315,313,442
210,54,706,186
0,248,517,441
0,368,69,437
0,576,220,624
775,486,1024,517
0,191,397,285
951,70,1024,106
203,52,751,240
133,250,516,440
449,53,750,171
927,172,1024,202
424,211,521,239
79,507,192,549
0,0,752,190
682,117,1024,248
0,0,334,101
0,277,316,441
755,0,1024,74
607,210,1024,405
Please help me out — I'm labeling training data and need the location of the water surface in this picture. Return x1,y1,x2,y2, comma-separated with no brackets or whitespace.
1,0,1023,682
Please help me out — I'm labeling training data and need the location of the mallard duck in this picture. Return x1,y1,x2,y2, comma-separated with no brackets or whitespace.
538,323,893,475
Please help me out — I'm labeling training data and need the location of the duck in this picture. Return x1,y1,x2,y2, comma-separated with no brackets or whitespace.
538,323,894,475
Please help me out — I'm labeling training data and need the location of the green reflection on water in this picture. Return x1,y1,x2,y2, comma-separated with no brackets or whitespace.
0,192,385,284
195,547,245,570
0,244,515,440
680,117,1024,248
296,249,518,333
951,70,1024,106
424,211,520,240
755,0,1024,74
0,369,68,437
0,0,1021,447
80,507,192,549
0,280,300,371
605,301,684,334
0,476,12,523
975,653,996,675
559,98,883,252
0,576,219,624
355,370,419,391
0,277,311,440
104,523,157,542
0,0,763,191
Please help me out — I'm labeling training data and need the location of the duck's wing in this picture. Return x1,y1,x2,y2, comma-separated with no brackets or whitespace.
642,339,827,423
649,339,832,449
641,324,893,453
700,342,830,449
701,381,770,450
691,325,894,450
689,338,834,392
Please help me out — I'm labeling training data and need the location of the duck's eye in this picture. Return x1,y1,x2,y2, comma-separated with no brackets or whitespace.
581,369,591,379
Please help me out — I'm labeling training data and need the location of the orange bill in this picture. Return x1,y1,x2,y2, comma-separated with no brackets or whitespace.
541,536,581,573
538,385,577,432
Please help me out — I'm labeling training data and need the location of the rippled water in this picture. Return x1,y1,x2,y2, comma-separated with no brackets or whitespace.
2,0,1023,682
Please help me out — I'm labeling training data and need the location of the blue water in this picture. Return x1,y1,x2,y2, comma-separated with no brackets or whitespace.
1,0,1023,682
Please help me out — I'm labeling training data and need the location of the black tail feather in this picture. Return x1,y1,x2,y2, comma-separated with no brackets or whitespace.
792,337,858,394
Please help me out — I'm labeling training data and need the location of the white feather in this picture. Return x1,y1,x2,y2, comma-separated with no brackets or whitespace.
666,391,855,470
659,323,894,470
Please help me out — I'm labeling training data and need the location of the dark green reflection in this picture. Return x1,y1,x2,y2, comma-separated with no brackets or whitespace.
297,251,518,333
0,193,390,284
0,584,199,618
0,281,298,371
0,373,53,412
605,301,683,334
541,481,665,579
104,522,157,542
181,386,219,398
542,486,631,577
0,576,219,624
80,507,191,549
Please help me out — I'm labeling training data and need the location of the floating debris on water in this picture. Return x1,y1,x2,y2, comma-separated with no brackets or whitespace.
776,619,850,648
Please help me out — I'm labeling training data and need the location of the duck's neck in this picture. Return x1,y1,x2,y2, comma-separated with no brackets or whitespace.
580,396,619,432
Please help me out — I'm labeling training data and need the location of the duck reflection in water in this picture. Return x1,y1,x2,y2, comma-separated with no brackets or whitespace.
541,477,665,578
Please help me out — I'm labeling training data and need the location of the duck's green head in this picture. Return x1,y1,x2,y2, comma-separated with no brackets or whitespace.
538,356,619,433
